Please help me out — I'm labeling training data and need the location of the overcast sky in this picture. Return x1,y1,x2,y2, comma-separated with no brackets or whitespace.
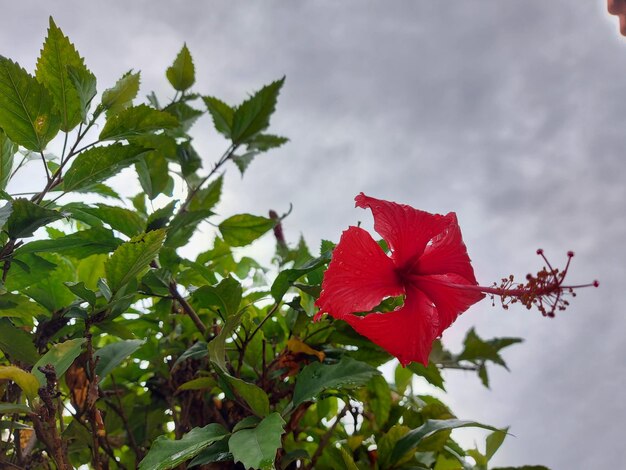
3,1,625,468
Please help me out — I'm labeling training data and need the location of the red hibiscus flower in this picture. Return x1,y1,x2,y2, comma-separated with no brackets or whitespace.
315,193,485,366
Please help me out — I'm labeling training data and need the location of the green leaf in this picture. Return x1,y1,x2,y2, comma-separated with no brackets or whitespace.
231,78,285,144
172,341,208,369
105,229,165,293
0,293,46,320
377,425,411,469
138,423,228,470
407,361,446,391
32,338,86,386
270,252,330,302
232,152,256,176
63,143,148,192
0,403,32,414
202,96,234,137
457,329,523,370
146,200,177,232
0,200,12,231
101,70,140,116
229,412,285,470
394,363,413,395
0,318,38,365
175,140,202,176
189,175,223,212
99,104,178,141
222,373,270,417
164,208,214,248
5,253,57,291
5,198,63,239
135,151,170,200
35,17,92,131
0,56,60,151
177,377,216,392
0,130,16,191
0,366,39,402
292,357,380,407
25,253,76,311
219,214,275,247
391,419,498,464
208,310,244,373
17,227,122,257
94,339,145,378
485,427,508,461
64,281,97,306
67,64,97,123
188,438,231,467
165,103,203,135
68,204,144,238
366,374,391,428
192,276,242,317
246,134,289,152
166,44,195,91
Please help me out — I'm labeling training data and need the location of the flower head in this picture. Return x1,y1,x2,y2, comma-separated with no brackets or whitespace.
315,193,484,366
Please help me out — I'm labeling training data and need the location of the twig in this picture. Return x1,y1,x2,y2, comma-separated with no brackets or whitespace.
169,281,207,335
304,404,350,470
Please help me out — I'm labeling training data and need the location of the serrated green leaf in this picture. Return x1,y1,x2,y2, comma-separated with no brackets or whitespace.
76,254,107,290
0,366,39,402
17,227,122,257
138,424,228,470
136,151,170,200
67,204,144,237
35,17,91,131
271,252,330,302
25,253,76,311
202,96,233,137
101,70,140,116
94,339,145,378
229,413,285,470
75,183,122,200
219,213,275,247
100,104,178,141
175,140,202,176
192,276,242,317
63,143,148,192
0,56,60,151
146,200,177,232
391,419,498,464
247,134,288,152
232,152,256,176
32,338,86,385
0,130,16,191
105,229,165,293
167,44,195,91
5,253,57,291
67,64,97,123
189,175,223,212
64,281,97,306
408,361,446,391
458,329,522,371
231,78,284,144
5,198,63,239
486,427,508,461
165,103,203,135
0,318,38,365
292,357,380,407
164,208,214,248
208,310,244,373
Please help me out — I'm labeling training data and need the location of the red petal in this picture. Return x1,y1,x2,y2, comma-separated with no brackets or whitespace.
341,286,438,366
414,215,479,284
355,193,453,268
316,226,403,319
412,274,485,337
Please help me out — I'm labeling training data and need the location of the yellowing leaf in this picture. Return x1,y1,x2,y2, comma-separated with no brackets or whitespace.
287,337,324,362
0,366,39,403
